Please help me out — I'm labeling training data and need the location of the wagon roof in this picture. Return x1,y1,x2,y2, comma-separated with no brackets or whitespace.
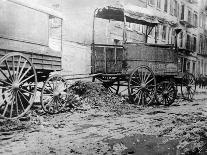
95,6,159,26
7,0,64,19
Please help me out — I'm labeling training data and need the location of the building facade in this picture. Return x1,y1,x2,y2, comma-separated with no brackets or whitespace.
20,0,207,76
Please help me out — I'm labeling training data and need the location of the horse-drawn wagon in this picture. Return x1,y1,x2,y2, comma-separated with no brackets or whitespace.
91,6,196,106
0,0,68,119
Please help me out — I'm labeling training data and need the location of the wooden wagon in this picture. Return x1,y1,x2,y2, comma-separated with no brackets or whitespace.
0,0,69,119
91,6,196,105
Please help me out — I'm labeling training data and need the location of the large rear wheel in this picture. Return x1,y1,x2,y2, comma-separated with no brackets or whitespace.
0,53,37,119
128,66,156,105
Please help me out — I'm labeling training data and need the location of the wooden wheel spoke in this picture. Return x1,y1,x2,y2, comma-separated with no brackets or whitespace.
0,79,12,86
145,78,154,85
19,66,32,82
15,93,19,116
44,98,54,107
131,85,142,89
131,79,140,85
132,88,141,96
15,56,22,80
43,94,53,96
0,86,12,89
0,68,12,83
134,90,141,103
18,59,27,80
144,73,152,84
142,70,147,82
12,56,15,81
5,60,13,81
10,93,15,118
18,90,30,104
19,88,34,96
19,74,35,85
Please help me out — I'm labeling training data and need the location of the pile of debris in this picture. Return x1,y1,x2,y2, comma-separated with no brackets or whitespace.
67,81,135,115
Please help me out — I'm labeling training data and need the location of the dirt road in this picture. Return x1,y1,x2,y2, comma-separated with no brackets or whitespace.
0,83,207,155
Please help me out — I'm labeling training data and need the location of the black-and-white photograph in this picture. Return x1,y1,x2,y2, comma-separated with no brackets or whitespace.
0,0,207,154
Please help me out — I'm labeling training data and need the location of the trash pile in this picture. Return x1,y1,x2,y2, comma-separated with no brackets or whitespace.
67,81,134,115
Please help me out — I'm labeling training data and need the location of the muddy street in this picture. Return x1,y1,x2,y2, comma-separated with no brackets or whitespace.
0,82,207,155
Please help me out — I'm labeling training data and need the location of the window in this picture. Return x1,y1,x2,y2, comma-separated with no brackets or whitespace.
199,34,203,54
170,0,174,15
192,62,196,75
188,10,192,24
174,0,178,17
186,34,191,50
135,24,142,33
199,14,203,27
198,61,200,75
157,0,161,9
148,0,155,6
177,3,180,19
162,25,167,40
181,4,185,20
164,0,168,12
186,61,190,72
156,25,160,39
180,32,183,47
149,27,155,36
142,25,146,34
203,15,206,28
193,36,197,52
193,12,198,27
49,15,62,51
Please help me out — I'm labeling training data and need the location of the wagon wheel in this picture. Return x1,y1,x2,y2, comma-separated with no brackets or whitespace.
0,53,37,119
41,75,68,114
156,81,176,106
181,73,196,101
103,80,120,94
128,66,156,105
94,76,120,94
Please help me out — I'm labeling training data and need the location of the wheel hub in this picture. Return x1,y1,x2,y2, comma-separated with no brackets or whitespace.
141,83,146,88
163,90,169,97
53,91,61,97
12,81,20,89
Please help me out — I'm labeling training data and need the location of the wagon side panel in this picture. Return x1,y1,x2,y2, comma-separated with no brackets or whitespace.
0,1,49,46
125,43,177,75
91,45,124,74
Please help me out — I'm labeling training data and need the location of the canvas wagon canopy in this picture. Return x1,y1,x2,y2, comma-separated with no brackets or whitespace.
95,6,159,27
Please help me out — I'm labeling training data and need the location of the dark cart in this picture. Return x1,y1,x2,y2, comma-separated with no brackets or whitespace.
0,0,68,119
91,6,196,106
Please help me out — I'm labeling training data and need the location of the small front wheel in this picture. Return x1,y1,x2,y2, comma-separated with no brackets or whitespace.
156,81,176,106
41,75,68,114
181,73,196,101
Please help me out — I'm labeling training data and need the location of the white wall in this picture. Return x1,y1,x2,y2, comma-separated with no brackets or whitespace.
61,41,91,74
